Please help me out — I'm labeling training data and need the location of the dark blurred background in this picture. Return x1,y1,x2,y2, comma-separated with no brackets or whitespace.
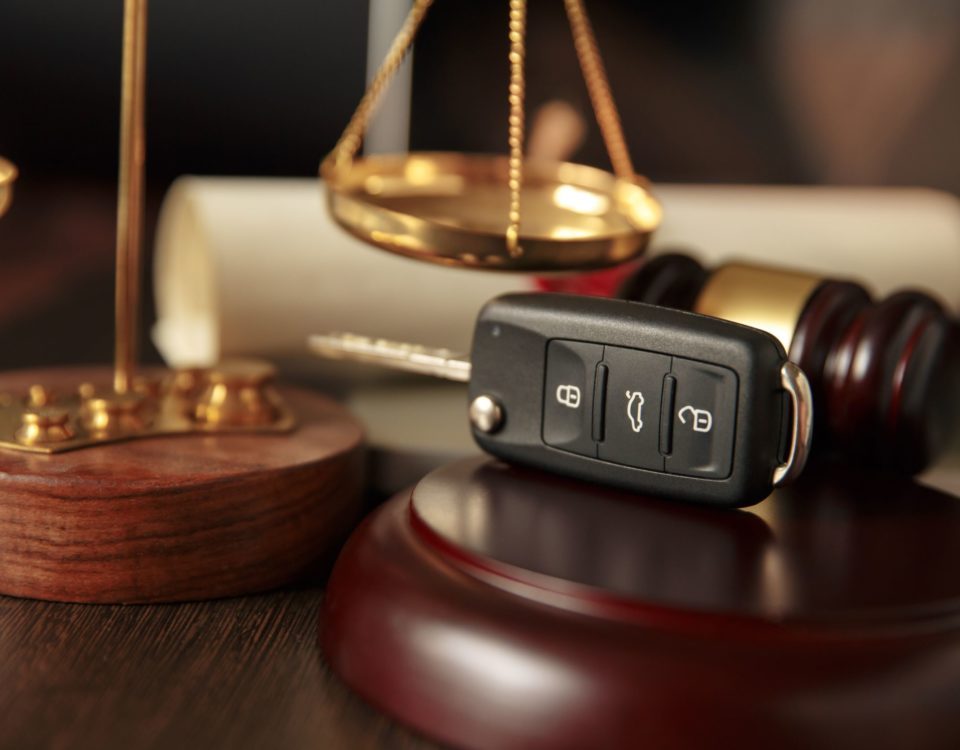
1,0,959,368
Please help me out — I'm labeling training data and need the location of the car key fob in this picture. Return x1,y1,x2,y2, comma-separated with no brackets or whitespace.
310,293,813,507
466,293,811,507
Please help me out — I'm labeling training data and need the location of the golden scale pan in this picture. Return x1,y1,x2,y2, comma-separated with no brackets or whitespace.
322,0,662,271
0,157,15,217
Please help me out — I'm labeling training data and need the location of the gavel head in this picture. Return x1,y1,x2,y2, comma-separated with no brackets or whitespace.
620,253,960,474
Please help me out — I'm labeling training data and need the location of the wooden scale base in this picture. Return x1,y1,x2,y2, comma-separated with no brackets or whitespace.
323,456,960,750
0,367,365,603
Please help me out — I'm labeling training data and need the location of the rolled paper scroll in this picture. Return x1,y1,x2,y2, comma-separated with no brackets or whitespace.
153,178,536,367
153,178,960,366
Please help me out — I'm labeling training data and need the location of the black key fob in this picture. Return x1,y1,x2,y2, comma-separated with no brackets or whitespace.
467,293,812,507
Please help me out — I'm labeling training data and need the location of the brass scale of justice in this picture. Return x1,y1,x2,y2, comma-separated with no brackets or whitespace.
0,0,660,454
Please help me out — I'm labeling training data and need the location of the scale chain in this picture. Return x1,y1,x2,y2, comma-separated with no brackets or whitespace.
563,0,635,181
505,0,527,258
322,0,434,175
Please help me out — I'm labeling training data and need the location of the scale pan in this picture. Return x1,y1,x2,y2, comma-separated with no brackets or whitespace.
0,157,16,217
324,152,661,271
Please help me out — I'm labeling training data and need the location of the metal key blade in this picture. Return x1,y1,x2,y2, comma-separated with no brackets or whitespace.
308,333,472,382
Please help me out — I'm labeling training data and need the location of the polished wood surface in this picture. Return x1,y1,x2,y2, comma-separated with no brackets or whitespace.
0,367,365,603
0,588,435,750
324,457,960,750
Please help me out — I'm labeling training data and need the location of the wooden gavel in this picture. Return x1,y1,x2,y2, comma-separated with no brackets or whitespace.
619,254,960,473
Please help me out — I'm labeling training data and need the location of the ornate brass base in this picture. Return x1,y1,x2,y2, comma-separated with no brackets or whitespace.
0,359,294,454
0,366,362,603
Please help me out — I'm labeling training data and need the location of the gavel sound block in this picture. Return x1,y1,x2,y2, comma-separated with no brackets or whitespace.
620,254,960,473
0,366,364,603
323,457,960,750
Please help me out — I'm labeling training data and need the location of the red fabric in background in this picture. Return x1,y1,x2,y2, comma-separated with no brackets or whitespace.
535,260,641,298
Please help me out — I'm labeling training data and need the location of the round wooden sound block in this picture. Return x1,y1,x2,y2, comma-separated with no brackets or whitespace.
0,367,364,603
323,457,960,750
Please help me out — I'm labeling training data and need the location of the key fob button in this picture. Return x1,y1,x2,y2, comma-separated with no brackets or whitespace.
543,340,602,456
597,346,671,471
666,358,738,479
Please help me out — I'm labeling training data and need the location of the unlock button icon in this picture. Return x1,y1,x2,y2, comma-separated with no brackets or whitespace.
678,405,713,433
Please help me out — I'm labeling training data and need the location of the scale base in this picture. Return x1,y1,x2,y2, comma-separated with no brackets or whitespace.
323,457,960,750
0,367,365,603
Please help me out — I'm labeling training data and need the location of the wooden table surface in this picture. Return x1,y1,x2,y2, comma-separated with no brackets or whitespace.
0,588,436,750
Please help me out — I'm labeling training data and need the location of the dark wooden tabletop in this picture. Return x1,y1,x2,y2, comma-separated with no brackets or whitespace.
0,588,436,750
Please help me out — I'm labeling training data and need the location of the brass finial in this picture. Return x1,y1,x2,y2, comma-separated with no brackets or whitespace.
194,360,280,427
16,407,75,447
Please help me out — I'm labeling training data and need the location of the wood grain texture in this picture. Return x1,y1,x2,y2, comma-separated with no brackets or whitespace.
0,367,365,603
324,457,960,750
0,589,436,750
